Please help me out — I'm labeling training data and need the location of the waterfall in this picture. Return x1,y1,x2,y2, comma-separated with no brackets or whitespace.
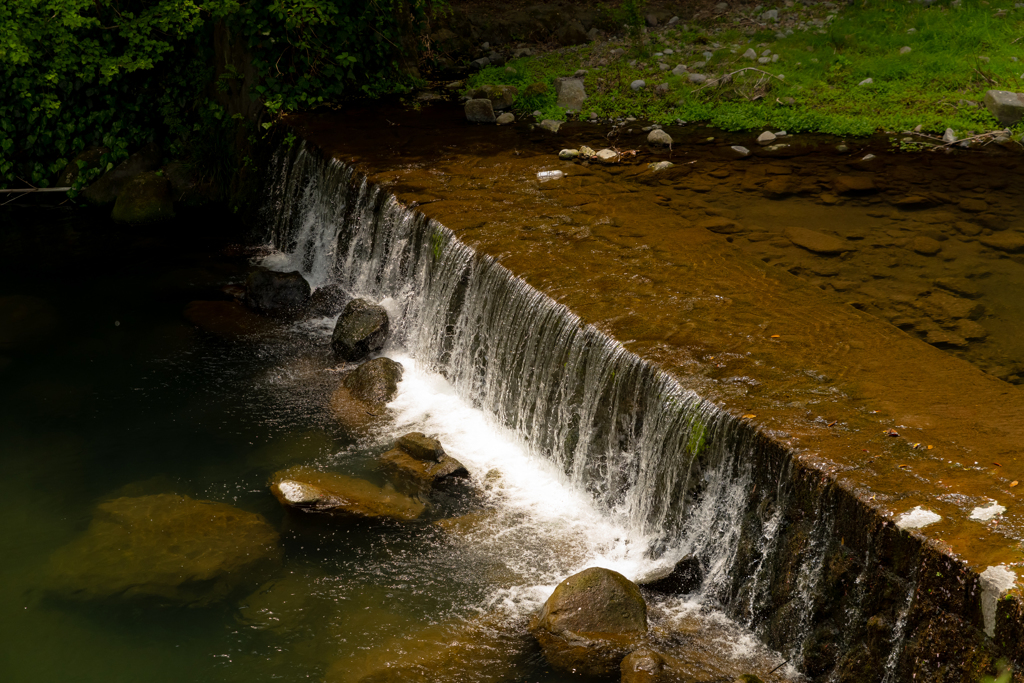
258,142,940,681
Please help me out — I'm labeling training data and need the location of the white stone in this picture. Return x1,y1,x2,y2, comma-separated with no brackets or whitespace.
899,46,912,54
672,64,689,76
757,130,777,145
942,127,957,143
859,78,874,86
970,502,1006,521
980,565,1016,637
630,79,646,91
730,145,750,157
595,148,619,163
895,506,941,529
688,73,707,84
743,48,758,60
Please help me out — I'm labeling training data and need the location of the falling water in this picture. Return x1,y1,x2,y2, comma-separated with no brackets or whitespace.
259,142,927,680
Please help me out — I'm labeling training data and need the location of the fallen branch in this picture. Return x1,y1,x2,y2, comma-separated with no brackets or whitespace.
693,67,785,94
0,187,71,194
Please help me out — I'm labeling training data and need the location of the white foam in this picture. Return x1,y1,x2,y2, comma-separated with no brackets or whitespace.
386,353,666,592
896,506,941,530
970,502,1006,521
277,480,311,503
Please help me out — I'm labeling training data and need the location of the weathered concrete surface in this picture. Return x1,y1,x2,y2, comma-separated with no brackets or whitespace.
284,104,1024,681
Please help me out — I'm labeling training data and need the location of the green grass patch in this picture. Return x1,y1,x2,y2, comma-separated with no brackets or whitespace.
467,0,1024,138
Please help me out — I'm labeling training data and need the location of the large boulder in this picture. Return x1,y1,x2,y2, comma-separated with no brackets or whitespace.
331,298,390,361
110,171,175,224
984,90,1024,126
56,147,108,187
465,98,497,123
44,494,281,606
380,433,469,496
530,567,648,677
344,357,404,404
80,142,161,206
555,77,587,111
245,267,311,317
269,466,425,521
305,283,348,318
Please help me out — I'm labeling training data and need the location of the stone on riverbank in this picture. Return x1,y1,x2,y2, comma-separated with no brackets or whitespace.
465,99,496,123
595,148,619,163
45,493,281,606
246,268,311,317
110,171,175,224
559,148,579,160
555,77,587,111
270,466,425,521
539,119,562,133
983,90,1024,126
530,567,648,677
647,129,673,149
331,298,390,361
496,112,515,125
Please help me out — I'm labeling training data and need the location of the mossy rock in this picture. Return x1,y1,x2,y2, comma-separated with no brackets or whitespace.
111,171,175,224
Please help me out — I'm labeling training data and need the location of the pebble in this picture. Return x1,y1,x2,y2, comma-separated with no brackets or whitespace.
672,65,689,76
496,112,515,125
688,73,707,84
743,48,758,59
859,78,874,86
899,46,912,55
757,131,777,146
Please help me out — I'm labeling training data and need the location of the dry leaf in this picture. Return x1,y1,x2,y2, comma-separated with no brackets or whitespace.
1011,481,1018,487
927,445,934,450
885,429,899,437
827,420,837,427
742,414,756,419
770,334,780,339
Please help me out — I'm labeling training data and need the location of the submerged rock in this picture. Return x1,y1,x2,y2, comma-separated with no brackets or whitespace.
326,611,533,683
785,226,849,255
639,555,703,594
0,295,58,352
530,567,648,677
110,171,175,224
832,175,877,195
270,466,425,521
183,300,275,337
44,494,281,606
539,119,563,133
621,648,671,683
647,129,673,150
331,298,390,361
245,268,311,317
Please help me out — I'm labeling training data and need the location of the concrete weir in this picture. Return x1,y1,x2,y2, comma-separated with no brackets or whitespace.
277,106,1024,681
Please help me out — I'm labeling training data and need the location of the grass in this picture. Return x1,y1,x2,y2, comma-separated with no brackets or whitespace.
465,0,1024,138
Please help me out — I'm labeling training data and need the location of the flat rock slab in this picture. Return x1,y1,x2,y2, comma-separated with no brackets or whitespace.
396,432,446,462
979,233,1024,253
270,466,425,521
45,494,281,606
832,175,877,194
785,227,848,255
380,447,469,495
984,90,1024,126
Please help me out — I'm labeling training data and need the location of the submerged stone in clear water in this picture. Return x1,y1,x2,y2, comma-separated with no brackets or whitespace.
44,493,281,606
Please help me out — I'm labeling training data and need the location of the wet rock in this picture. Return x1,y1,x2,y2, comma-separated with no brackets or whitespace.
396,432,446,462
539,119,563,133
465,99,496,124
305,284,348,318
979,233,1024,253
555,77,587,111
757,131,777,146
595,148,620,163
924,292,985,321
925,329,968,347
56,147,108,187
559,148,579,160
183,300,274,337
894,195,938,209
724,145,751,159
270,466,425,521
638,555,703,594
496,112,515,125
762,176,795,198
331,298,390,361
983,90,1024,126
958,198,988,213
342,357,404,404
785,227,848,255
246,267,312,318
45,493,281,606
110,171,175,224
621,649,670,683
529,567,648,677
911,236,942,256
380,447,469,496
326,611,532,683
832,175,877,194
554,20,590,46
579,145,596,157
80,142,161,206
647,129,673,149
934,277,981,299
0,295,58,352
649,161,675,172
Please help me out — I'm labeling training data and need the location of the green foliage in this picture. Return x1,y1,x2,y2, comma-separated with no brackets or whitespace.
0,0,440,189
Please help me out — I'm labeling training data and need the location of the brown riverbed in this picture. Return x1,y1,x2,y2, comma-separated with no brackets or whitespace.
287,101,1024,579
